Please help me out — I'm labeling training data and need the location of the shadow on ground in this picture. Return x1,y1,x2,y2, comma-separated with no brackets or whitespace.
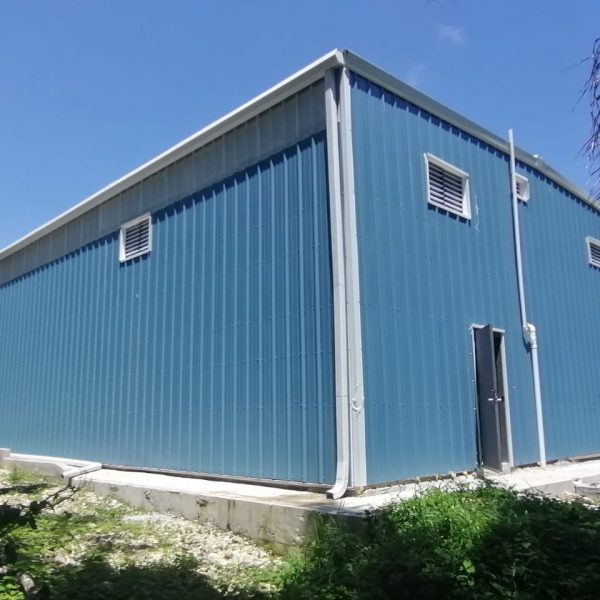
29,555,234,600
5,483,600,599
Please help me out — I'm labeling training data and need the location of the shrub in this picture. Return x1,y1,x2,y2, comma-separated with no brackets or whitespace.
279,484,600,599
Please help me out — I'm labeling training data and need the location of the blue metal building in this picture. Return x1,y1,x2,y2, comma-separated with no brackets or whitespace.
1,50,599,496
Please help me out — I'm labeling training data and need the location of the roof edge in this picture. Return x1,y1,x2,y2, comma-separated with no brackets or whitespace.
0,49,345,262
342,49,598,212
2,48,597,262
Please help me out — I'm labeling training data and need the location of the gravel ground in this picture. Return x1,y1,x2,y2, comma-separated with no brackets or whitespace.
0,468,283,594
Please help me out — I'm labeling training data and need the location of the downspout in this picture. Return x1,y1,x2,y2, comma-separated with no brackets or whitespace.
508,129,547,467
325,68,350,499
62,462,103,483
339,66,367,489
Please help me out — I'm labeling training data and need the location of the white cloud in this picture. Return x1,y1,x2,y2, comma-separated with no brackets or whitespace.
437,23,466,45
406,63,426,89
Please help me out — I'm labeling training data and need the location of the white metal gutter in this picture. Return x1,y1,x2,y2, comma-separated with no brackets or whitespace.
338,67,367,489
1,48,596,264
0,49,346,262
325,65,369,497
341,50,597,213
509,129,547,468
324,69,350,499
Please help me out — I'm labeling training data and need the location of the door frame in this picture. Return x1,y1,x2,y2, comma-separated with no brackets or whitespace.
470,324,515,470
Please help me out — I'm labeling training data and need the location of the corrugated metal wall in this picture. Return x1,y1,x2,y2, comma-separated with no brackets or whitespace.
349,73,538,484
0,131,336,484
0,82,325,286
519,170,600,460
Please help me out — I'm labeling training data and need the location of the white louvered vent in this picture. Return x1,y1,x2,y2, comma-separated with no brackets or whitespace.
425,154,471,219
515,173,530,202
587,237,600,268
119,214,152,262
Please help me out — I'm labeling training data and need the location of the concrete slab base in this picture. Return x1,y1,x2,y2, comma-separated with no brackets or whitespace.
71,469,341,550
4,448,600,548
487,459,600,497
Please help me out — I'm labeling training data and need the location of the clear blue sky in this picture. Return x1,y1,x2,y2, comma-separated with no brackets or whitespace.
1,1,598,249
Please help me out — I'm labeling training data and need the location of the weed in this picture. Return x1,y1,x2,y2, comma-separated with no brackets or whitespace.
6,467,44,486
3,470,600,599
278,484,600,599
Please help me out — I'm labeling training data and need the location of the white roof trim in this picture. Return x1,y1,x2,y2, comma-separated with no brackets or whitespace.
342,51,597,212
0,49,345,261
1,48,596,263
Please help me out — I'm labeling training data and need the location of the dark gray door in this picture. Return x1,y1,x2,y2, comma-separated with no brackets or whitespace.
474,325,504,471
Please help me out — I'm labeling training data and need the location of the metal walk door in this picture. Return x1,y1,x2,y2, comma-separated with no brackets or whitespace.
474,325,504,471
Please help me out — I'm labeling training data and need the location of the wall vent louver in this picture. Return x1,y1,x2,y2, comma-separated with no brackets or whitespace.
119,214,152,262
425,154,471,219
515,173,530,202
587,237,600,268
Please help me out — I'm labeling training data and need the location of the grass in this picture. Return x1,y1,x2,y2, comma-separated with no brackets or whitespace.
2,470,600,599
6,468,42,486
278,483,600,599
0,469,280,598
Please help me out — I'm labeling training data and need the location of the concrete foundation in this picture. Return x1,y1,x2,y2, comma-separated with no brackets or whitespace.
3,448,600,548
71,469,341,549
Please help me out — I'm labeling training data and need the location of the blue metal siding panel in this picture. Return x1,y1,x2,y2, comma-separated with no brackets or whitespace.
0,82,326,286
0,132,335,484
520,171,600,460
350,73,538,484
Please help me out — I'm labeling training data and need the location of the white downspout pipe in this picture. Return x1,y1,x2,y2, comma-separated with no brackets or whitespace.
508,129,547,467
339,67,367,489
62,462,103,482
325,69,350,499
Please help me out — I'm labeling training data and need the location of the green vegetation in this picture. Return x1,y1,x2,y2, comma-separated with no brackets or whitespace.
2,470,600,599
280,484,600,599
0,469,277,598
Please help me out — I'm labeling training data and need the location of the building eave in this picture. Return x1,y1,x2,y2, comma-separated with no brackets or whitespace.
0,49,345,262
341,49,597,212
2,47,596,263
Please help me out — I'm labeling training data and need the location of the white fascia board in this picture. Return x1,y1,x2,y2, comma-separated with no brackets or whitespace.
0,49,345,262
341,50,598,213
4,47,595,263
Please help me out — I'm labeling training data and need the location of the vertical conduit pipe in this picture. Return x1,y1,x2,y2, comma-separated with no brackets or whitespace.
325,69,350,499
508,129,547,467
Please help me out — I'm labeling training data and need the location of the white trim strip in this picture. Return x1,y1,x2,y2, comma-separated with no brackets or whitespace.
0,50,345,262
2,48,595,265
339,67,367,488
342,51,596,212
324,69,351,499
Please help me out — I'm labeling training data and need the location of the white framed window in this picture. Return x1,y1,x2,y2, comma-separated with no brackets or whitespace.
424,153,471,219
586,236,600,268
119,213,153,262
515,173,530,203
